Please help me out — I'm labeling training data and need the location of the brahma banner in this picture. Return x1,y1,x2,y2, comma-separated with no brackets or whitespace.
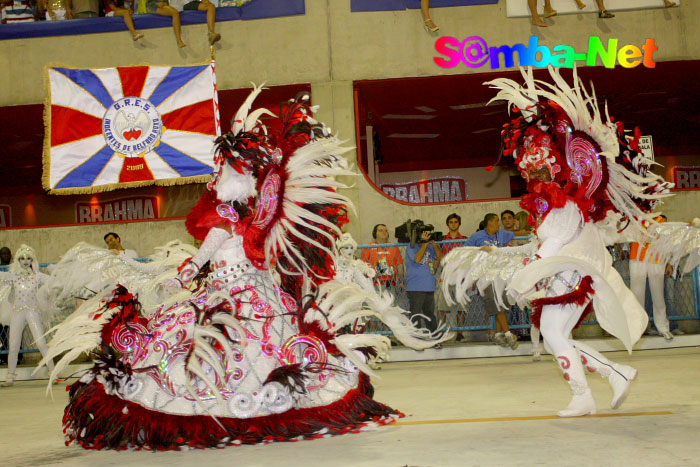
0,205,10,228
381,176,467,204
75,196,159,224
674,166,700,188
44,63,220,194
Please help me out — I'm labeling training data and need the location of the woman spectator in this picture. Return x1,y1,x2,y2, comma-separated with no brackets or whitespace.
527,0,556,27
512,210,534,245
141,0,185,48
105,0,143,41
421,0,438,32
440,213,468,342
180,0,221,45
40,0,73,20
575,0,614,18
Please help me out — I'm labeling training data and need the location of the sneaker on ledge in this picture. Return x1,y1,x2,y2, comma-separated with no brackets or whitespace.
505,332,519,350
492,332,506,346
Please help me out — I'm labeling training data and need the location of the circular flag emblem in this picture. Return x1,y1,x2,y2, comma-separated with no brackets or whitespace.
102,97,162,157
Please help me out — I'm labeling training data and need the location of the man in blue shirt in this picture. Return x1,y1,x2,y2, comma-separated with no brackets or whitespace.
465,213,515,248
405,230,443,338
465,213,518,349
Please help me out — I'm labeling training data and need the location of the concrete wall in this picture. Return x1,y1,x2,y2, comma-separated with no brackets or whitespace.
1,0,699,246
0,217,192,263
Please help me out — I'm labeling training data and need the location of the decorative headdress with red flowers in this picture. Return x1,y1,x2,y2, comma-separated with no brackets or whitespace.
486,67,672,230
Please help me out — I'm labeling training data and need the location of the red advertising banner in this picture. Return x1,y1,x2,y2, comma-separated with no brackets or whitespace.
380,176,467,204
0,205,11,228
75,196,159,224
673,166,700,189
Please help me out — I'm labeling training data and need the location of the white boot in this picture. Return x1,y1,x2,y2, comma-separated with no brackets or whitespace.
555,348,596,417
531,326,542,361
1,372,16,387
573,341,637,409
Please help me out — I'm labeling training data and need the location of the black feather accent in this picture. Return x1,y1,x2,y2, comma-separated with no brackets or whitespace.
263,363,308,394
353,346,379,360
263,362,349,396
214,129,272,178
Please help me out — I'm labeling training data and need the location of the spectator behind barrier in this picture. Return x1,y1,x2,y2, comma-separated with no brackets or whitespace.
171,0,220,45
72,0,96,17
405,228,443,343
512,210,534,245
105,0,143,40
1,0,36,23
440,213,467,342
575,0,614,18
136,0,185,48
420,0,438,32
527,0,556,28
500,209,515,234
40,0,73,20
361,224,404,290
465,213,518,349
442,213,467,255
104,232,139,259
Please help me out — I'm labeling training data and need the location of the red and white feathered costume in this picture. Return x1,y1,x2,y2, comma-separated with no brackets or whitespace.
442,67,672,417
41,87,446,450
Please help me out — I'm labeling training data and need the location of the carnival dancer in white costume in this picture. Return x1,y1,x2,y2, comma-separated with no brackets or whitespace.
628,215,673,340
627,215,700,341
40,88,446,450
335,233,376,293
442,67,672,417
0,245,55,386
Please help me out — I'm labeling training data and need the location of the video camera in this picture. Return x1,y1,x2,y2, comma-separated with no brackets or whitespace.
395,219,444,247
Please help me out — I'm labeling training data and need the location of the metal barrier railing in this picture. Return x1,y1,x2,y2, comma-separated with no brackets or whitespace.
0,243,698,357
356,240,699,336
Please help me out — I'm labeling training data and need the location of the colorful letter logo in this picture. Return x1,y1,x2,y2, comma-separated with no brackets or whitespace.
434,36,658,70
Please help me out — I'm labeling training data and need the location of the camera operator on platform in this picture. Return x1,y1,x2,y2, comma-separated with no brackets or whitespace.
405,225,443,341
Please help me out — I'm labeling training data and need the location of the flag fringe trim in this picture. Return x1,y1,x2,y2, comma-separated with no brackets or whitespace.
46,174,213,195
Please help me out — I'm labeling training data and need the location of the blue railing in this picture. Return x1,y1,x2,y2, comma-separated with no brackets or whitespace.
356,240,700,336
1,242,698,356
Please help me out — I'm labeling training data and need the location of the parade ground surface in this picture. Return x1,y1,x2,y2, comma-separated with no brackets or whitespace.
1,346,699,467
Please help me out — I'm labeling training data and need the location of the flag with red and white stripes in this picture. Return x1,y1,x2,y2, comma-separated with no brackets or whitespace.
44,63,219,194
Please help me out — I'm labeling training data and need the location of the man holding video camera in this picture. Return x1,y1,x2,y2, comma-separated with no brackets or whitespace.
405,225,444,340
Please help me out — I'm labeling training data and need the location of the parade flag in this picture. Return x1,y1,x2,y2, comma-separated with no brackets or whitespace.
43,63,220,194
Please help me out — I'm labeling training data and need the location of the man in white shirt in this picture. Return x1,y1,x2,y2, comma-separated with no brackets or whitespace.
104,232,138,259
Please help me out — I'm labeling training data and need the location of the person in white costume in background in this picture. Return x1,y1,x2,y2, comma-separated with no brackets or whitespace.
0,245,55,387
335,233,376,293
628,215,674,341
